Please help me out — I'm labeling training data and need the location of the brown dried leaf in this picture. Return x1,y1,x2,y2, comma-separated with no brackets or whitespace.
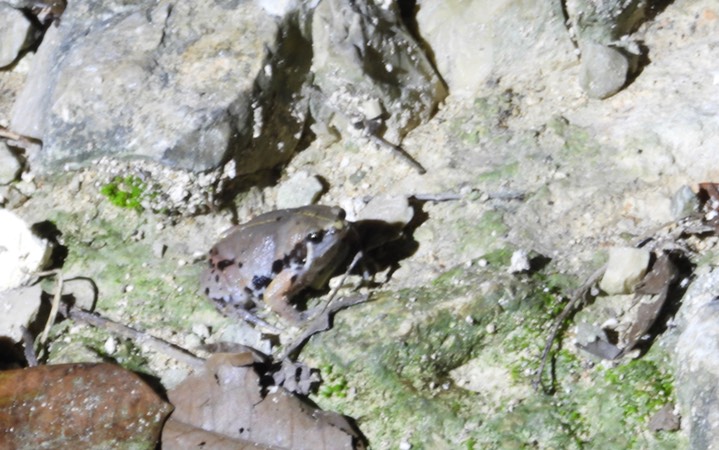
0,363,172,449
163,353,363,450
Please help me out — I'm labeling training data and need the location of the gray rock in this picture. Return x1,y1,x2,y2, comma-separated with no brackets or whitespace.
0,3,35,68
310,0,446,143
578,42,630,99
567,0,648,44
599,247,650,294
415,0,575,98
567,0,647,98
0,209,51,291
0,284,42,342
0,141,22,184
674,267,719,448
11,1,309,174
10,0,445,178
671,185,699,220
276,171,324,209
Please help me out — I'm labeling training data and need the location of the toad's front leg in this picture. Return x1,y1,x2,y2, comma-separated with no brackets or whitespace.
263,271,305,323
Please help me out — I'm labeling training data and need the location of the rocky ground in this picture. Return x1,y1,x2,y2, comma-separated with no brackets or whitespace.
2,0,719,448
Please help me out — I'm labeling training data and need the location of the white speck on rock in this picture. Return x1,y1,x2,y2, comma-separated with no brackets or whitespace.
508,249,531,273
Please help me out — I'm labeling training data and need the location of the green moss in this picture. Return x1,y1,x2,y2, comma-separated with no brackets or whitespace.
303,255,685,449
46,209,212,359
452,210,508,258
100,175,152,212
318,364,349,398
476,162,519,182
546,116,601,159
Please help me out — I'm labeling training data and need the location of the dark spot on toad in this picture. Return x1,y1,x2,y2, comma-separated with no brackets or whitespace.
290,274,298,284
217,259,235,270
271,259,284,274
204,287,210,295
289,243,307,264
252,275,272,290
244,287,253,295
215,274,220,283
237,261,243,268
275,216,283,221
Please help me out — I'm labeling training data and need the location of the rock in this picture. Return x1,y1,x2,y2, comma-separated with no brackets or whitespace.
670,185,699,220
276,171,324,209
578,42,630,99
0,4,35,68
10,0,445,178
355,195,414,227
598,247,650,294
0,284,42,342
310,0,446,143
566,0,648,44
416,0,575,97
0,209,51,291
647,403,680,432
0,141,22,184
675,267,719,447
676,297,719,447
11,1,308,174
508,249,531,273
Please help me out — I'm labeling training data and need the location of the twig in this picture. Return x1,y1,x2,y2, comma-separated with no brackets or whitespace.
279,294,370,361
366,133,427,174
0,125,42,150
533,264,607,392
319,251,364,316
411,192,463,202
66,306,205,369
39,271,63,345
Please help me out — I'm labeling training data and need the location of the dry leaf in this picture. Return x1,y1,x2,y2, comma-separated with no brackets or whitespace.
163,353,364,450
0,363,172,449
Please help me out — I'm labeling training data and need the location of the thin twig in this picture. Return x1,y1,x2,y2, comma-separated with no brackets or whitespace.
366,133,427,174
67,307,205,369
279,294,370,361
39,271,63,345
411,192,463,202
533,264,607,392
319,251,364,316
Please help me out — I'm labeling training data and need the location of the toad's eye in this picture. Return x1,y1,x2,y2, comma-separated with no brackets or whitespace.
307,230,325,243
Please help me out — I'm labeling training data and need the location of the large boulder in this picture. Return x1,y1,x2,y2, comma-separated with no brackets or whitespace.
310,0,447,143
11,0,307,174
11,0,445,175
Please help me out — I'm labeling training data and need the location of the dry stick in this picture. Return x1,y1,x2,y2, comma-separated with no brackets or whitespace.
533,264,607,392
39,270,64,346
365,133,427,175
318,251,365,316
279,294,370,361
67,307,205,369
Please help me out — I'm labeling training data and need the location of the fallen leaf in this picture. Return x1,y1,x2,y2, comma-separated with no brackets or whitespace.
0,363,172,449
163,353,364,450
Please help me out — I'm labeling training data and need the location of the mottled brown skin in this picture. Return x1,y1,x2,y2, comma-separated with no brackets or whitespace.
201,205,352,326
